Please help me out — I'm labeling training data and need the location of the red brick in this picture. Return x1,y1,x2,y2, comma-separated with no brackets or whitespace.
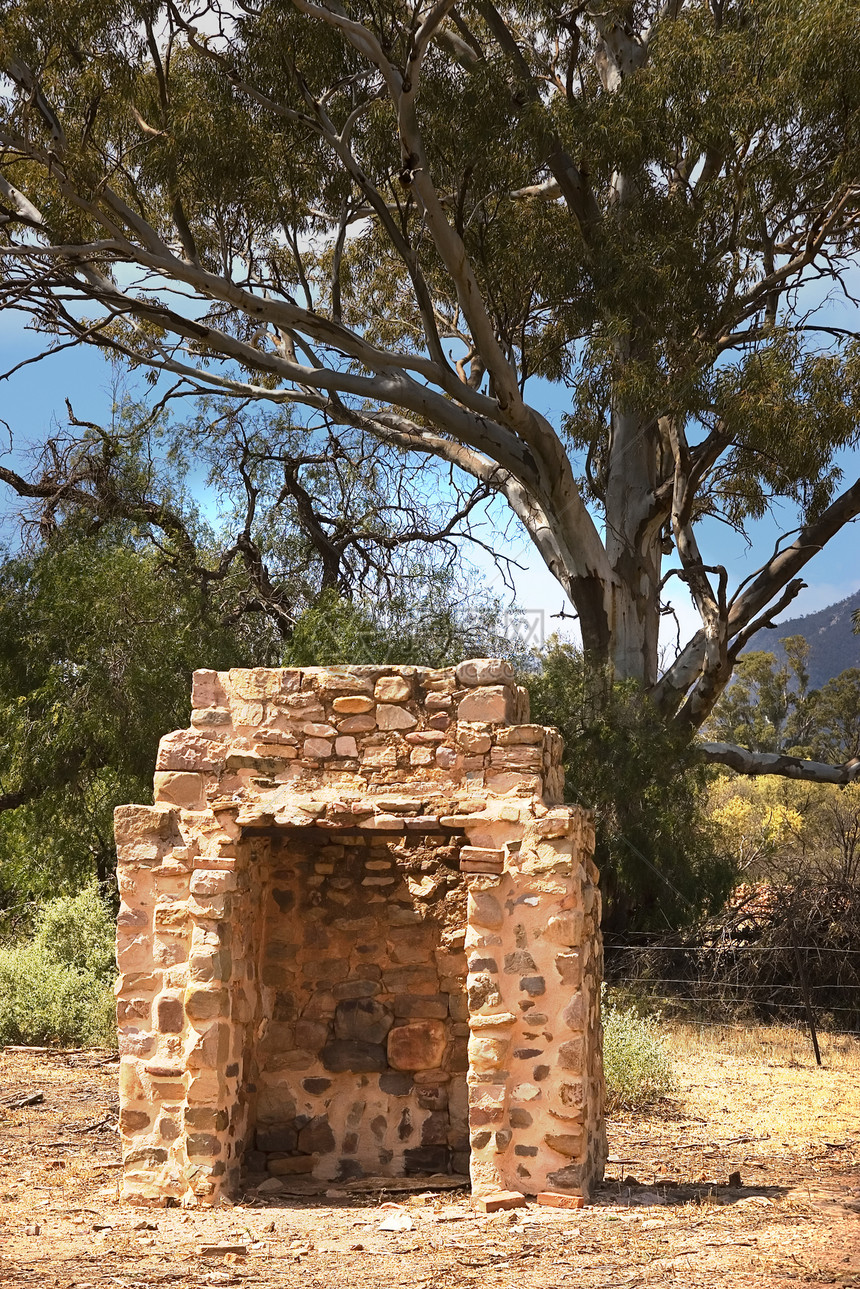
537,1191,585,1209
475,1190,526,1213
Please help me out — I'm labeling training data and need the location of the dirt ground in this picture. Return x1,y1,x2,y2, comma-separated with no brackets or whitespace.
0,1024,857,1289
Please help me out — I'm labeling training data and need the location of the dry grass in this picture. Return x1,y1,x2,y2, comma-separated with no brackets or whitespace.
0,1023,857,1289
664,1022,860,1155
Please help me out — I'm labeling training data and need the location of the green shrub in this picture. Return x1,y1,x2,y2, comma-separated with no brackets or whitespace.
602,991,676,1111
0,887,116,1047
34,885,116,980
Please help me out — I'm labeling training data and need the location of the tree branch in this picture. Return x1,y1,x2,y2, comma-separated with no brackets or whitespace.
700,742,860,785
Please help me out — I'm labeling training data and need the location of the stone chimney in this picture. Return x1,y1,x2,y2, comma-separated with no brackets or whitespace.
115,660,606,1206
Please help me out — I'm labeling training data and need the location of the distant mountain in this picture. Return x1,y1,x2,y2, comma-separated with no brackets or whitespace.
745,590,860,688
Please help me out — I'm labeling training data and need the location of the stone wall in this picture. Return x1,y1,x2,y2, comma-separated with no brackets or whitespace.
249,828,470,1186
115,660,606,1207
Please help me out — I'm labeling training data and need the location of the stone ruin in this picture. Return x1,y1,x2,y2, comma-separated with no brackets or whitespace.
114,660,607,1207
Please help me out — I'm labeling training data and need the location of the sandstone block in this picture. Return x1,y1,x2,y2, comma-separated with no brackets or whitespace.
490,746,544,770
189,950,232,983
117,902,148,931
114,803,176,846
337,713,377,733
303,721,337,738
119,1108,152,1133
484,770,543,795
376,704,418,731
184,1020,230,1072
297,1115,336,1154
191,706,232,729
192,669,229,709
495,724,545,746
467,1032,511,1071
190,869,237,896
547,1163,583,1190
456,659,515,687
458,729,492,753
187,1132,222,1158
475,1190,526,1213
268,1155,316,1175
467,891,504,929
335,735,358,757
558,1037,585,1070
303,736,333,759
387,1020,447,1071
117,998,151,1024
394,994,449,1020
460,846,504,874
118,1026,156,1058
229,666,296,700
361,746,399,768
334,998,394,1044
332,695,375,714
157,730,225,773
538,1192,584,1209
321,1039,388,1072
295,1018,329,1051
184,987,229,1022
457,687,512,724
554,951,583,987
545,1132,584,1157
374,675,413,702
546,913,585,947
116,936,154,973
156,996,184,1034
562,993,585,1030
256,1126,298,1152
185,1106,228,1132
153,902,190,932
153,771,205,810
311,670,375,696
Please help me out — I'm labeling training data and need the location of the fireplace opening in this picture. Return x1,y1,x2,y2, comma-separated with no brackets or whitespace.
246,826,469,1191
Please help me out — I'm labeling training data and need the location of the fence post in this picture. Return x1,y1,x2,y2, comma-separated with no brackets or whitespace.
793,944,822,1066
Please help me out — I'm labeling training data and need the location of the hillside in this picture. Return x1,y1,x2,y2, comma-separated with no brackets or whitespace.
745,588,860,688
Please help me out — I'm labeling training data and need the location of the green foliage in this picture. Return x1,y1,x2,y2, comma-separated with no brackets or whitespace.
527,641,735,931
282,582,520,670
708,641,860,763
601,990,676,1113
0,529,254,904
34,884,117,980
0,887,116,1047
706,640,811,754
707,775,860,885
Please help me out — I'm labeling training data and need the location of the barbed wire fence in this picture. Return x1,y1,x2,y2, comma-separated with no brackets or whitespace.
603,878,860,1059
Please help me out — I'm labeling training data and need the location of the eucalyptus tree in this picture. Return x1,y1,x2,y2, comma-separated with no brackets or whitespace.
2,0,860,781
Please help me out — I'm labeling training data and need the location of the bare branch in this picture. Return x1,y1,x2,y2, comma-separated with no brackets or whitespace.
700,742,860,786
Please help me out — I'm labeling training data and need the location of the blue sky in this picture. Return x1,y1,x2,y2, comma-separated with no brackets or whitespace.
2,301,859,663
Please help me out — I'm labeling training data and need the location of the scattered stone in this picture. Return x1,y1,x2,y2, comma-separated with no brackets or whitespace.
475,1190,527,1213
537,1192,584,1209
378,1210,414,1232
